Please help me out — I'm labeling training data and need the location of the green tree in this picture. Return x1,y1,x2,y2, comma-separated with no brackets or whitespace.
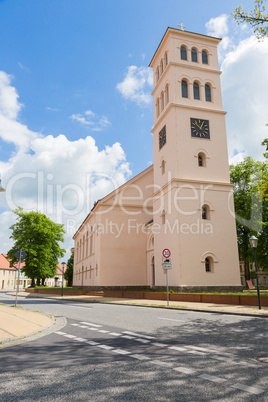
7,208,65,286
230,157,268,279
232,0,268,39
64,253,74,287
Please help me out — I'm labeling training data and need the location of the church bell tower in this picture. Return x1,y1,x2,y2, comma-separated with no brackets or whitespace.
149,27,241,290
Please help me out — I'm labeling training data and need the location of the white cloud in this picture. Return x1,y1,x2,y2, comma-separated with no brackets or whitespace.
0,71,131,258
70,109,111,131
117,65,153,106
221,36,268,163
205,14,229,38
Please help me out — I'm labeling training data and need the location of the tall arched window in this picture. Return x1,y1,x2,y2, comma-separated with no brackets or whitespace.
181,80,188,98
157,67,160,81
165,84,169,105
161,59,164,73
202,205,210,220
161,91,164,112
202,50,208,64
156,98,160,117
193,82,200,100
180,46,187,60
165,52,168,66
205,84,212,102
161,209,166,225
161,159,166,175
205,257,211,272
191,48,198,62
198,153,203,167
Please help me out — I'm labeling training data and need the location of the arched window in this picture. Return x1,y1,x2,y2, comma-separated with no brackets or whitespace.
165,84,169,105
181,80,188,98
193,82,200,100
156,98,160,117
165,52,168,66
157,67,160,81
191,48,198,62
161,91,164,112
180,46,187,60
205,84,212,102
161,209,166,225
202,205,210,220
205,257,211,272
202,50,208,64
161,159,166,175
198,153,203,166
161,59,164,73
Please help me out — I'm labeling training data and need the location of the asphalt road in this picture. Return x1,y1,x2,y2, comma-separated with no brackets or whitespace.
0,291,267,401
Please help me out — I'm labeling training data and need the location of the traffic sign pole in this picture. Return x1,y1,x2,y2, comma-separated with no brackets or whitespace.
166,269,169,307
15,249,22,307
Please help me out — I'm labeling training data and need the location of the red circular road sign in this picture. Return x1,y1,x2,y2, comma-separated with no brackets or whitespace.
162,249,171,258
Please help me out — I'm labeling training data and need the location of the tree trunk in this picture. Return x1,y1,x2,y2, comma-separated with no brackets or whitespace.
36,278,40,286
41,278,45,286
31,278,35,287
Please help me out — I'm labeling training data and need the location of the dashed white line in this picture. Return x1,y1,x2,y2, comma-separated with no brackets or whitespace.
64,334,77,338
113,349,131,355
174,367,196,374
231,383,264,395
109,332,121,337
86,341,100,346
86,327,98,331
122,331,155,340
130,354,150,360
74,337,87,342
97,344,114,350
135,338,150,344
150,360,173,368
158,317,185,323
80,322,102,327
199,374,227,383
121,335,135,339
152,342,168,348
169,346,187,352
55,331,66,335
98,330,109,334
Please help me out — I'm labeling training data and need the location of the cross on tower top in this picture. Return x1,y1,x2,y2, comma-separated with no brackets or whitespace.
178,22,186,31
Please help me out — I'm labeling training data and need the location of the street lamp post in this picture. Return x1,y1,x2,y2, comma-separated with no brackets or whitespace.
61,262,66,297
249,236,261,310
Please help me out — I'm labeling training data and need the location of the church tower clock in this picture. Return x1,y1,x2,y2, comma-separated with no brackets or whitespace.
149,27,241,290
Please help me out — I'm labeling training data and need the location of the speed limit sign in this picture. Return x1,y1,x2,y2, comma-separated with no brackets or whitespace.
162,248,171,258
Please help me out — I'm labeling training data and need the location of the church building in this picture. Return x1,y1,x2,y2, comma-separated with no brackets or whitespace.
72,27,242,291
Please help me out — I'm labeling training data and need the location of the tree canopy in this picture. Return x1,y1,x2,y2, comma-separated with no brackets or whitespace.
7,208,65,286
230,157,268,278
232,0,268,38
64,253,74,286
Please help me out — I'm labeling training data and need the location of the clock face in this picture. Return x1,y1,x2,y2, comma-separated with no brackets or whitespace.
190,118,210,139
159,125,166,150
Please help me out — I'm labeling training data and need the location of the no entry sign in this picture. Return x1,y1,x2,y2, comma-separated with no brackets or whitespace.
162,248,171,258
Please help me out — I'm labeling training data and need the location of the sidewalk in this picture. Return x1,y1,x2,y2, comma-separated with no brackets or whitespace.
1,291,267,347
0,303,53,345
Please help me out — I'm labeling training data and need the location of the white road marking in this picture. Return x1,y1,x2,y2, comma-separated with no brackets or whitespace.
80,322,102,327
109,332,121,337
199,374,227,383
174,366,196,374
86,341,100,346
150,360,173,368
130,354,150,360
55,331,66,335
64,334,76,338
98,330,109,334
78,325,89,329
70,324,79,327
169,346,187,352
97,345,114,350
74,337,87,342
231,383,265,395
152,342,168,347
135,338,150,343
121,335,135,339
87,327,98,331
122,331,155,340
113,349,131,355
186,350,206,356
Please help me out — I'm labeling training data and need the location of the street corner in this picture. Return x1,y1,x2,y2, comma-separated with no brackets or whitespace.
0,304,65,348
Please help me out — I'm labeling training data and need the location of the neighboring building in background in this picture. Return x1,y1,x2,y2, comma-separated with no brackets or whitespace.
0,254,31,290
45,263,67,287
240,262,268,288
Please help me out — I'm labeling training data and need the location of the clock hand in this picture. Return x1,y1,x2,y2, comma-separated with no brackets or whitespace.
200,121,204,129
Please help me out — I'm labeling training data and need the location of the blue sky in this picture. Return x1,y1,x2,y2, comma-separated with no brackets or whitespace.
0,0,268,258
